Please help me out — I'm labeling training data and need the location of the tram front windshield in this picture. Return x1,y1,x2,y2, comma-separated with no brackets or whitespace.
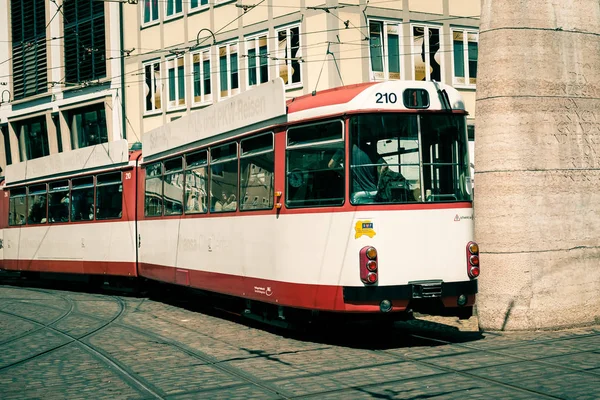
349,113,471,204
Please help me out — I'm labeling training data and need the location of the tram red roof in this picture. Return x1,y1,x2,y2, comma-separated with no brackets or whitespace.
286,82,378,114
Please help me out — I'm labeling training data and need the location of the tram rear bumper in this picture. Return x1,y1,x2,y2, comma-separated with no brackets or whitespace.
342,279,477,302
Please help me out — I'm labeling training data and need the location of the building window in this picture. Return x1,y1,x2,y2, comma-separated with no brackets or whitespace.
192,50,212,105
369,20,401,81
166,0,183,18
68,103,108,149
64,0,106,84
412,25,442,82
11,0,47,100
167,56,186,108
190,0,209,10
218,43,239,99
276,25,301,87
144,60,162,113
1,124,11,166
143,0,159,24
17,116,49,161
453,30,478,86
246,34,269,88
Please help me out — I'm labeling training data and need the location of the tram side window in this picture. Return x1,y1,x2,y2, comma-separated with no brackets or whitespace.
145,162,163,216
48,180,70,223
185,150,208,214
240,133,274,211
210,142,238,212
27,184,48,224
286,121,344,208
9,188,27,226
71,177,94,221
96,172,123,220
164,158,184,215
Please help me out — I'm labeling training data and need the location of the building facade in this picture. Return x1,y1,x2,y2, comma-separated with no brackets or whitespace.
0,0,126,174
0,0,480,171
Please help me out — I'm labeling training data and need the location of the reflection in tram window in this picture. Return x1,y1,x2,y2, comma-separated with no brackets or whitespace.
240,133,274,211
286,121,344,208
145,162,163,216
96,172,123,220
71,177,94,222
27,184,48,224
9,187,27,226
211,142,238,212
48,180,70,222
185,150,208,214
163,157,183,215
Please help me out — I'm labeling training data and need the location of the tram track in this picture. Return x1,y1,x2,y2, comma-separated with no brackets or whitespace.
0,287,75,346
0,292,166,400
1,282,597,399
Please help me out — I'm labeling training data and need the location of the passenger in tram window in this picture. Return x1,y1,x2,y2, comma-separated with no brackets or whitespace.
28,196,46,224
214,191,236,212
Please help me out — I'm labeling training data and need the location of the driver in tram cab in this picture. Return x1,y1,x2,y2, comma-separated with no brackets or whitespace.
329,139,386,193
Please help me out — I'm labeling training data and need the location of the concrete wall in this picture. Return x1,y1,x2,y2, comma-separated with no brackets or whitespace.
475,0,600,330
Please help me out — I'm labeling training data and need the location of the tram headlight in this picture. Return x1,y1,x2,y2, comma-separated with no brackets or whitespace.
457,294,468,307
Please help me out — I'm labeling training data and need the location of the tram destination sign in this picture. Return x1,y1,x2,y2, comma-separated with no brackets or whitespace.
143,78,287,158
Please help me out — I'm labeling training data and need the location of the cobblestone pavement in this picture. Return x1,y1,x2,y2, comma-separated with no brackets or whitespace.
0,280,598,400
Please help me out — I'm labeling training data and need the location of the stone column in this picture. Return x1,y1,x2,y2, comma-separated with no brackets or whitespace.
475,1,600,330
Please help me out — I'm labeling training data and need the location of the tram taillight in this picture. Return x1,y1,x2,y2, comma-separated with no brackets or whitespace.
360,246,378,285
467,241,480,279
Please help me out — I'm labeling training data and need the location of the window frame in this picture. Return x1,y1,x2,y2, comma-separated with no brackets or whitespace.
141,0,160,27
451,28,479,88
275,24,302,89
143,59,163,115
11,0,47,100
166,55,187,110
368,19,403,81
217,41,240,100
191,48,213,106
63,0,106,83
245,32,270,89
189,0,209,13
410,24,444,82
165,0,183,20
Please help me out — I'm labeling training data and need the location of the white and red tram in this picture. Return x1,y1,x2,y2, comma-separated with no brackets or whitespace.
0,79,479,321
